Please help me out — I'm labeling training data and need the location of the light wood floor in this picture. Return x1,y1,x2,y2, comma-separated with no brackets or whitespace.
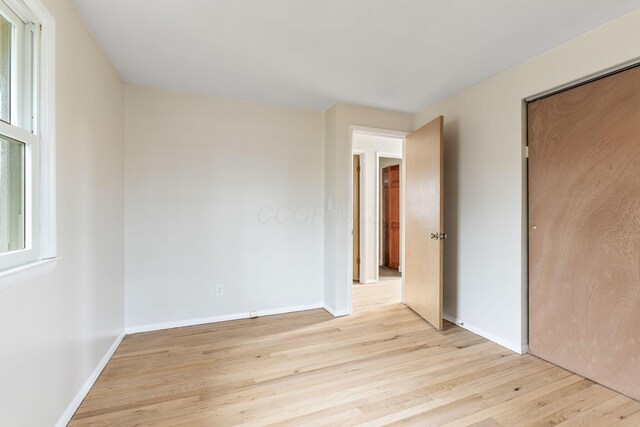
70,280,640,426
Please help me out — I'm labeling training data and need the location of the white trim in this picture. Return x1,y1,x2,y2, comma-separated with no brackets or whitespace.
55,330,126,427
0,255,57,284
3,0,39,23
33,0,56,258
0,120,37,145
526,58,640,103
56,303,324,425
0,0,56,272
255,303,323,317
350,125,409,139
323,304,350,317
443,313,528,355
376,151,403,160
0,0,24,125
125,303,324,335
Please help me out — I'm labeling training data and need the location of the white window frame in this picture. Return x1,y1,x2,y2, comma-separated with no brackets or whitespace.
0,0,55,276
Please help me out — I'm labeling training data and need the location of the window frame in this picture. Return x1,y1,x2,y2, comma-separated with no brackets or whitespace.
0,0,55,276
0,122,39,270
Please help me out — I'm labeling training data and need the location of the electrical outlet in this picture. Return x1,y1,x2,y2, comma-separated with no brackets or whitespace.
216,284,224,296
249,311,258,318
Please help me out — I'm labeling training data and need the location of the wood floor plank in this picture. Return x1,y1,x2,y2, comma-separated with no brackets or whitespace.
69,279,638,426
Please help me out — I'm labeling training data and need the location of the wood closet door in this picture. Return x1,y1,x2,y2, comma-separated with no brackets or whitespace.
528,65,640,400
382,165,400,270
388,165,400,269
382,167,390,266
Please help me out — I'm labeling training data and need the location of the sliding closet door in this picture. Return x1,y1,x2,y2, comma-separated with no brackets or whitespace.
528,65,640,400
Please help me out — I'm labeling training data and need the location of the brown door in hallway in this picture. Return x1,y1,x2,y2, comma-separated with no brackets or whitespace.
382,165,400,270
352,155,360,282
528,65,640,401
405,116,445,330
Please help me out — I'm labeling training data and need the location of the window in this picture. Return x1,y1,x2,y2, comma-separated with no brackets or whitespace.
0,0,54,273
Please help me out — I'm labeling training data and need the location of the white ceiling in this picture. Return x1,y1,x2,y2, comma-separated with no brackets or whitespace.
74,0,640,113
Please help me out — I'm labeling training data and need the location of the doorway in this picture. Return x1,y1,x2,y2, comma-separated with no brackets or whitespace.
350,129,405,309
348,120,445,331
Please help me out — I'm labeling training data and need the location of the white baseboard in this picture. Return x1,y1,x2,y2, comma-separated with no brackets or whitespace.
125,303,324,335
323,304,351,317
53,307,526,426
443,313,528,355
55,303,325,426
56,330,126,427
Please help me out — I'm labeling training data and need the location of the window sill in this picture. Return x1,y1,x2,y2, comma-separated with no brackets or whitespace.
0,257,60,290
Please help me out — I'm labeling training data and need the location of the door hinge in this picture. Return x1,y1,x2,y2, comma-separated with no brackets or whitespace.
357,257,360,265
357,165,361,172
525,146,529,158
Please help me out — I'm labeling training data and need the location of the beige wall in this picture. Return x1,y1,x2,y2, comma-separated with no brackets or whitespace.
414,9,640,352
125,85,325,328
0,0,125,426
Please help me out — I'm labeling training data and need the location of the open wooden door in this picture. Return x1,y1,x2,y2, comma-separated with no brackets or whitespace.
352,155,360,282
405,116,444,330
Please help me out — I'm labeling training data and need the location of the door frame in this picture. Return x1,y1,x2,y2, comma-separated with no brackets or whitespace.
352,150,365,284
348,126,408,312
376,151,403,284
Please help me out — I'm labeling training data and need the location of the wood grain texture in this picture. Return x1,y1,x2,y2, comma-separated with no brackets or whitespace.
382,167,390,267
405,116,444,330
69,280,639,426
382,165,400,270
528,65,640,401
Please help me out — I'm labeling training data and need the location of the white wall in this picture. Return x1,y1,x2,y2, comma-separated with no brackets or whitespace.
352,133,402,283
0,0,125,425
125,86,325,328
324,104,413,315
414,9,640,353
